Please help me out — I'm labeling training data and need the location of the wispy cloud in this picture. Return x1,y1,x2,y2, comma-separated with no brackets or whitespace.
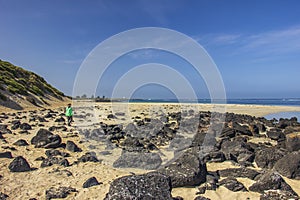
127,49,161,60
241,26,300,55
197,26,300,57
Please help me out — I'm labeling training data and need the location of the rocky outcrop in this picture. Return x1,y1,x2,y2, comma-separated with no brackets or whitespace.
249,171,297,195
219,177,248,192
8,156,31,172
218,167,260,180
255,147,288,169
83,177,101,188
45,186,77,200
31,129,62,148
159,151,207,187
104,172,174,200
260,190,299,200
274,150,300,179
113,151,162,170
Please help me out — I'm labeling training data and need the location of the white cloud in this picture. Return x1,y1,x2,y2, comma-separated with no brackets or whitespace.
198,26,300,57
242,26,300,55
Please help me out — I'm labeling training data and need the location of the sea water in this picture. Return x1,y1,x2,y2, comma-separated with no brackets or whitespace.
264,111,300,122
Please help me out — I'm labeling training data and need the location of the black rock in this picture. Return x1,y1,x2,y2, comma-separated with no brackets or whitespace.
83,177,101,188
233,122,253,136
54,117,65,122
0,124,12,134
8,156,31,172
274,150,300,179
285,133,300,152
255,147,288,169
119,137,146,152
31,129,62,148
45,186,77,200
266,129,285,141
66,141,82,152
219,177,248,192
0,192,8,200
41,156,70,168
48,126,67,132
220,139,254,162
194,197,211,200
0,152,13,159
260,190,300,200
13,139,29,146
113,151,162,170
11,120,21,130
44,113,53,118
35,156,45,161
20,123,32,130
77,152,99,163
159,151,207,187
203,151,226,163
107,114,117,119
237,152,255,166
45,149,70,157
249,171,297,195
218,167,260,180
104,172,174,200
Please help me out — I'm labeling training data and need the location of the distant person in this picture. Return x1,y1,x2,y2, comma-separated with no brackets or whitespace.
65,103,73,126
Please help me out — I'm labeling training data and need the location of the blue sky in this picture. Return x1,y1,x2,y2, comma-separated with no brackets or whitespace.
1,0,300,98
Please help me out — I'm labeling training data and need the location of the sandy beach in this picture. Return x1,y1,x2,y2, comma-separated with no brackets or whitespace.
1,102,300,199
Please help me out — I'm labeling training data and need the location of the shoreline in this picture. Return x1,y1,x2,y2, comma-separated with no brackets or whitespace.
1,101,300,118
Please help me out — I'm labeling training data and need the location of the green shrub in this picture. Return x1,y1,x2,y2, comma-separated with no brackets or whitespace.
30,85,44,96
0,92,7,101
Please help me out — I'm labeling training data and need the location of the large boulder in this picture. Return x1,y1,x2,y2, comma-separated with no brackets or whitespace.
8,156,31,172
41,156,69,168
45,186,77,200
159,151,207,187
266,129,285,141
220,138,254,165
218,167,260,180
0,124,12,134
274,150,300,179
255,147,288,169
113,151,162,170
249,171,297,195
31,129,62,148
0,152,13,159
20,123,32,130
13,139,29,146
285,133,300,152
66,141,82,152
0,192,8,200
260,190,299,200
219,177,248,192
82,177,101,188
104,172,174,200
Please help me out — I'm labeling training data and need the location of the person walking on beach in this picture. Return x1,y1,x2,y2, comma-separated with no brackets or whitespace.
65,103,73,126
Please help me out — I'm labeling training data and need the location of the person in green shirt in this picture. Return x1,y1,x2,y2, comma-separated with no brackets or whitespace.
65,103,73,126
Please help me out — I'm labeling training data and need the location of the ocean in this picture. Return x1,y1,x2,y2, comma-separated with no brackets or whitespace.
128,98,300,121
128,98,300,106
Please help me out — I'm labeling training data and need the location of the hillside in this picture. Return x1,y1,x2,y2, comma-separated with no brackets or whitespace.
0,59,69,110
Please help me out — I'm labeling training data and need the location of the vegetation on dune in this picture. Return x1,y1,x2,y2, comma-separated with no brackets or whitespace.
0,59,65,102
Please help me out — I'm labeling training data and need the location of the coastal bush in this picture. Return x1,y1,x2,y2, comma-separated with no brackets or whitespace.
0,60,64,99
5,80,28,95
0,92,7,101
30,85,44,96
